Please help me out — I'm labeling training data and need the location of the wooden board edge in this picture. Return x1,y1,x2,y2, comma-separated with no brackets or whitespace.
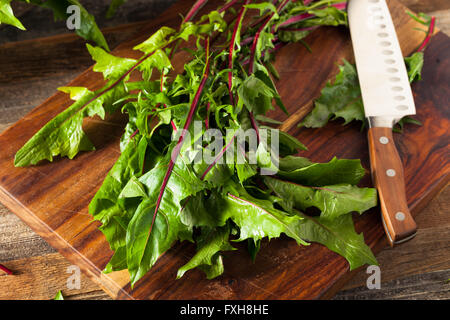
0,183,133,300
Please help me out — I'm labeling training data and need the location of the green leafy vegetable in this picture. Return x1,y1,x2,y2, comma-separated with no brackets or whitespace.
177,224,236,279
264,177,377,220
300,11,433,130
106,0,126,18
405,51,424,83
54,291,64,300
300,59,364,128
276,156,366,187
14,83,127,166
15,0,379,285
0,0,26,30
296,212,377,270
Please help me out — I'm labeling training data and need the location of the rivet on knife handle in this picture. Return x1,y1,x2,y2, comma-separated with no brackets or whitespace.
368,126,417,246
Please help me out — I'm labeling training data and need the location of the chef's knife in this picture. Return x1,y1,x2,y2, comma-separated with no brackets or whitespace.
347,0,417,246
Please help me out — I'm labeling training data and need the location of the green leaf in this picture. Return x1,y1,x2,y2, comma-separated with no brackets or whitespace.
126,198,190,286
259,126,307,156
88,135,151,255
0,0,26,30
177,225,235,279
106,0,126,18
301,60,364,128
89,138,142,223
122,153,206,286
121,152,205,204
264,177,377,220
14,82,127,167
54,291,64,300
35,0,110,50
103,246,127,273
278,29,312,43
99,217,128,254
87,44,137,80
14,87,96,166
278,155,313,172
306,6,348,27
296,212,378,270
181,191,228,228
394,116,422,133
277,157,367,186
198,253,226,279
254,70,288,115
182,186,308,246
302,52,424,129
223,190,309,245
405,51,424,82
177,22,198,41
133,26,176,54
237,74,276,116
245,2,278,16
236,158,258,183
136,49,172,81
247,239,261,262
69,0,110,51
255,115,283,125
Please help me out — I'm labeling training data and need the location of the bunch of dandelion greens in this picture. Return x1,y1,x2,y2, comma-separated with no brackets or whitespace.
14,0,379,286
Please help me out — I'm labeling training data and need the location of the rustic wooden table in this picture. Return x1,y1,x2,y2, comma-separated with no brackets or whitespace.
0,0,448,300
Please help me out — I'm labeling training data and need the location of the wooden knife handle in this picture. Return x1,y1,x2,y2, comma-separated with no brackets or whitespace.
368,127,417,246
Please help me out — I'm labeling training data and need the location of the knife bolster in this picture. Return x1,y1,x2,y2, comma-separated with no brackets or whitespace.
368,116,398,128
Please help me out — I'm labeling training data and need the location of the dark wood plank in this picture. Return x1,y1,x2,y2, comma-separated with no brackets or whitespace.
1,0,177,44
335,269,450,300
0,252,112,300
0,204,55,261
0,0,448,300
337,184,450,298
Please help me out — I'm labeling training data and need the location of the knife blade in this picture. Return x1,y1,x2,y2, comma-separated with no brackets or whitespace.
347,0,417,246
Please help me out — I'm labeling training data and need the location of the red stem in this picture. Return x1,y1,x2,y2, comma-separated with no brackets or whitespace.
0,264,13,275
332,2,347,10
205,102,211,130
67,49,160,123
273,2,347,32
249,111,260,143
247,0,290,138
183,0,210,23
247,0,290,73
241,40,285,65
279,25,318,32
249,16,273,74
218,0,240,13
228,0,252,105
417,16,436,52
130,129,139,140
148,38,211,239
274,12,314,31
200,135,236,180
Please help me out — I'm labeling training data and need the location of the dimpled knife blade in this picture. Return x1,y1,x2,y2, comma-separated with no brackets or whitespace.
348,0,416,122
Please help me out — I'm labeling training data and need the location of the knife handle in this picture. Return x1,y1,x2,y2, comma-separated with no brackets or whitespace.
368,127,417,247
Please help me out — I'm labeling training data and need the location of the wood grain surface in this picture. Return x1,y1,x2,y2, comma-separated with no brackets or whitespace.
0,0,449,300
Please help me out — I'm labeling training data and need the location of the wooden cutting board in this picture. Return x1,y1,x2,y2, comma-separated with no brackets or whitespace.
0,0,448,300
